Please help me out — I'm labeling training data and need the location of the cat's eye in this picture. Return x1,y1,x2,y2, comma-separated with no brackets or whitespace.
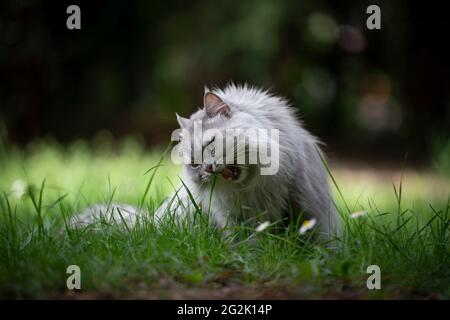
190,163,200,169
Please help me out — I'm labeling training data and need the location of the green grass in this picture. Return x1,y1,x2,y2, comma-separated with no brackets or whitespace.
0,138,449,299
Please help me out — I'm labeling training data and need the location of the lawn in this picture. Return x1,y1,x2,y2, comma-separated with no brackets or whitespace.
0,137,449,299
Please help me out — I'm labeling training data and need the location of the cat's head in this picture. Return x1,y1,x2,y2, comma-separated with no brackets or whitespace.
175,87,261,187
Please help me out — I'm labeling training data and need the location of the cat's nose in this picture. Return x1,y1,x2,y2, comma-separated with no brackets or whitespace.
204,164,214,173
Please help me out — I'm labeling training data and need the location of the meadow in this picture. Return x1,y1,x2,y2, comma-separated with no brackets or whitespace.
0,136,449,299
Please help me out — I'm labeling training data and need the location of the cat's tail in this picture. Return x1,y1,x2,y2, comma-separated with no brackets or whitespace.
67,190,194,230
67,203,147,229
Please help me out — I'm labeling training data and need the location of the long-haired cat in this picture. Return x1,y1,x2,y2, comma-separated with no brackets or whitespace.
158,84,338,235
71,84,338,237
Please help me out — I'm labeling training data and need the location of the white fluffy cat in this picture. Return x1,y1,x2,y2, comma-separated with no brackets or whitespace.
71,84,338,237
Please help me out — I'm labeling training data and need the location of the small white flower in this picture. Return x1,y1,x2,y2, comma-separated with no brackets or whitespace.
350,210,368,219
11,179,27,199
255,221,270,232
299,218,317,235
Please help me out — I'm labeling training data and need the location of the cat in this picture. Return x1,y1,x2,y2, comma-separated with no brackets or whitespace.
70,84,338,237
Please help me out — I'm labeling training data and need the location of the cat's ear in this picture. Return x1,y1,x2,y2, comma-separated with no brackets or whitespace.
204,92,231,117
204,85,210,94
176,113,190,128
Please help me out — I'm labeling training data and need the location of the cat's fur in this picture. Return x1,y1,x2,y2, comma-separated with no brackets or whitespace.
70,84,338,237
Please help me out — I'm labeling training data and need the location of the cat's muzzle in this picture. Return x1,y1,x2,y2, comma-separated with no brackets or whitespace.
220,165,241,181
205,164,241,181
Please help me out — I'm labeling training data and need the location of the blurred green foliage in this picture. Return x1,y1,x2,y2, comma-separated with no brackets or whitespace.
433,138,450,177
0,0,449,163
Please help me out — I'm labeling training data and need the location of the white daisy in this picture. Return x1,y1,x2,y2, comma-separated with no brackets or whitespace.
11,179,27,199
255,221,270,232
299,218,317,235
350,210,368,219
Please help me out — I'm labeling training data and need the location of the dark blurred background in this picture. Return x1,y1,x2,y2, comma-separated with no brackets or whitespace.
1,0,449,164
